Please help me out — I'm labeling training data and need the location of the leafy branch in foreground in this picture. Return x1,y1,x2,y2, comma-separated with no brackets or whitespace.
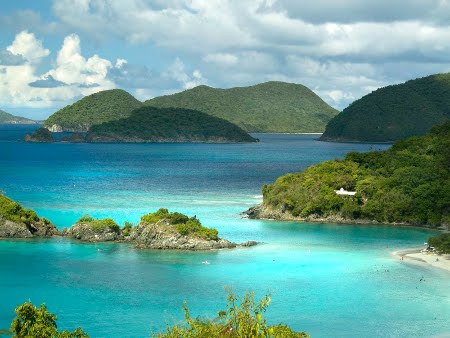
153,289,309,338
10,301,88,338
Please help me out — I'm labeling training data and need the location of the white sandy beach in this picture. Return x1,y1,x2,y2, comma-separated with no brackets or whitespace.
393,248,450,272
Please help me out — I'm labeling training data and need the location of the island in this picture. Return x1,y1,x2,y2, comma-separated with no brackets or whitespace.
144,81,339,133
247,121,450,227
0,109,39,124
320,73,450,142
0,195,58,238
43,89,143,132
63,208,257,250
86,107,257,143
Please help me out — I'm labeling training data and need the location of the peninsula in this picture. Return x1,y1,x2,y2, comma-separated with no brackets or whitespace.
247,121,450,227
0,109,38,125
321,73,450,142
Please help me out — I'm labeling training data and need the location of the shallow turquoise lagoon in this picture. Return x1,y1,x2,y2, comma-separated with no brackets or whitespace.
0,125,449,337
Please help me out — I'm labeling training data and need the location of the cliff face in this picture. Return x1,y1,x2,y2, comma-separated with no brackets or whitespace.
126,219,237,250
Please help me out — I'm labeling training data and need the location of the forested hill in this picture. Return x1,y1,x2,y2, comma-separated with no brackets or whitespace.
0,109,38,124
144,81,339,133
321,73,450,142
87,106,257,143
44,89,143,132
251,121,450,227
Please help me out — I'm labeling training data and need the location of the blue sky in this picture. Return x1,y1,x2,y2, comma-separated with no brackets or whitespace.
1,0,450,119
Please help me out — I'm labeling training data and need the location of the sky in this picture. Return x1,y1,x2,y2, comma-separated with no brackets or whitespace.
1,0,450,119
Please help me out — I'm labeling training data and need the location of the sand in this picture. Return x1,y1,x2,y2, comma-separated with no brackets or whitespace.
393,248,450,272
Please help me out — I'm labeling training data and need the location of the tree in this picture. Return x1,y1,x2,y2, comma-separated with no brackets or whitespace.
10,301,88,338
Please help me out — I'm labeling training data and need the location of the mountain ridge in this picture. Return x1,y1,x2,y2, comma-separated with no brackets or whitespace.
144,81,339,133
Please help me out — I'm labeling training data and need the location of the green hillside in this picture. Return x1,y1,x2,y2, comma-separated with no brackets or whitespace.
0,109,38,124
87,106,257,143
321,73,450,142
257,121,450,226
44,89,143,132
144,81,338,133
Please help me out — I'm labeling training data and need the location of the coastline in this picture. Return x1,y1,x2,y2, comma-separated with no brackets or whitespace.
244,204,440,229
393,248,450,272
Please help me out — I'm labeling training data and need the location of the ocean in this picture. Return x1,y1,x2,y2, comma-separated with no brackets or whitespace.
0,124,448,337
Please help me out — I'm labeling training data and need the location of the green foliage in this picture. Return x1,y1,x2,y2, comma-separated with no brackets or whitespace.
263,121,450,226
10,301,88,338
141,208,219,241
77,215,120,234
87,106,256,143
0,195,40,226
153,290,309,338
321,73,450,142
44,89,142,131
0,109,37,124
77,214,94,223
122,221,133,236
24,128,55,143
144,81,338,133
428,233,450,254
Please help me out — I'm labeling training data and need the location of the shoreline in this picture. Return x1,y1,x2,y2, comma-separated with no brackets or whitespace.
392,248,450,273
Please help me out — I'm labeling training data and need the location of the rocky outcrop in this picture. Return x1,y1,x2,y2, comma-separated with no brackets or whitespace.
0,215,58,238
126,219,237,250
62,222,122,242
24,127,55,143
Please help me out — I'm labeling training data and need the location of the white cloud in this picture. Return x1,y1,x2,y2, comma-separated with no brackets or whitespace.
0,31,117,109
203,53,238,66
7,31,50,63
165,57,207,89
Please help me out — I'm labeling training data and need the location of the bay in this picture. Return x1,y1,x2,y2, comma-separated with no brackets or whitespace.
0,125,448,337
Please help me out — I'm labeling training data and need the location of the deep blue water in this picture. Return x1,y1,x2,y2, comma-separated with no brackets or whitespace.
0,125,449,338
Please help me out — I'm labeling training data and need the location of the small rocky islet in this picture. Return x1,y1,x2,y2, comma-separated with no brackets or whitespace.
0,197,257,250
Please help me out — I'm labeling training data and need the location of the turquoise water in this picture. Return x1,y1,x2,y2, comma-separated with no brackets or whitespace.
0,125,449,337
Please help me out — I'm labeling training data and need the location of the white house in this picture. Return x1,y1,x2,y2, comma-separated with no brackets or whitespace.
335,188,356,196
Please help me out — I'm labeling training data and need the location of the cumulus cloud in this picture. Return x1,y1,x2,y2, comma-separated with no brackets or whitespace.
7,31,50,63
0,31,117,109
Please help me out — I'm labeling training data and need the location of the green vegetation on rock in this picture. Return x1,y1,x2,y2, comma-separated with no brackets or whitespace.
321,73,450,142
24,127,55,143
10,301,88,338
145,81,338,133
141,208,219,240
44,89,143,132
428,233,450,254
0,194,40,226
76,215,120,234
260,121,450,226
155,289,309,338
87,106,256,143
0,109,38,124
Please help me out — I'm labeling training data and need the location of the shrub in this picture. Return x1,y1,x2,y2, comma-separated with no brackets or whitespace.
153,289,309,338
122,221,133,236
